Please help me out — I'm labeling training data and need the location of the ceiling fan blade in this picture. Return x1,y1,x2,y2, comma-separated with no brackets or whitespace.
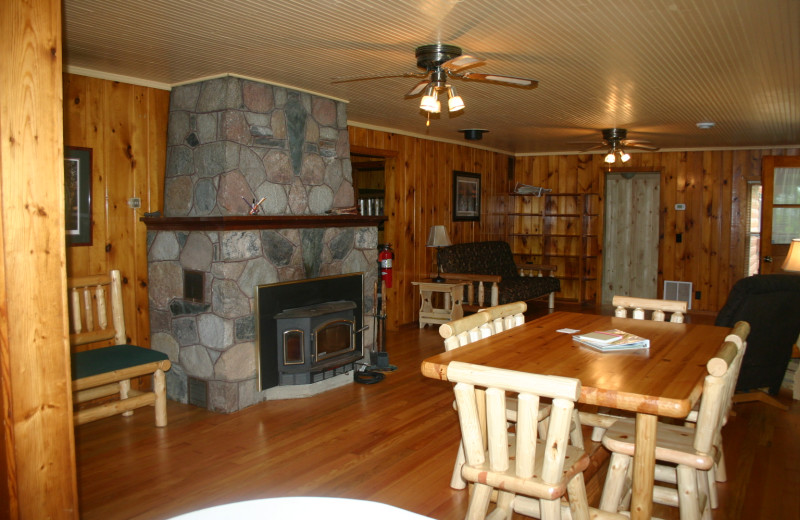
625,143,661,151
621,139,653,144
331,71,427,83
442,54,484,72
580,144,607,152
405,80,430,97
460,72,538,88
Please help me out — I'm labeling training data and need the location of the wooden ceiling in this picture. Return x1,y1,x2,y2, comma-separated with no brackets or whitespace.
63,0,799,154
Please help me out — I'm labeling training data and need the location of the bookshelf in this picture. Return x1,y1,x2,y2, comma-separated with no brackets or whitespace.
507,193,600,303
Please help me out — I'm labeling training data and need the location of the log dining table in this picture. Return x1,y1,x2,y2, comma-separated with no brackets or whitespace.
420,311,731,520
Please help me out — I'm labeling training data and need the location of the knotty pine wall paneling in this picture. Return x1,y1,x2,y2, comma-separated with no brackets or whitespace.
63,73,169,351
349,127,510,329
2,0,79,516
513,148,800,313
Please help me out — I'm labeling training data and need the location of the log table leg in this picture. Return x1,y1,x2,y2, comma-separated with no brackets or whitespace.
418,289,433,328
631,412,657,520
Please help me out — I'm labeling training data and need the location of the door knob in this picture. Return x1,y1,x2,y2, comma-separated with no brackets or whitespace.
764,256,773,263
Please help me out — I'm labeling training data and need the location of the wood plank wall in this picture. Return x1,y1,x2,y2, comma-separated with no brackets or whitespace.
63,73,170,351
349,128,510,329
513,149,800,313
349,126,799,322
1,0,79,517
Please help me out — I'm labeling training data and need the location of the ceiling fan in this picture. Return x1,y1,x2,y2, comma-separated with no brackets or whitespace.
571,128,660,163
333,44,538,118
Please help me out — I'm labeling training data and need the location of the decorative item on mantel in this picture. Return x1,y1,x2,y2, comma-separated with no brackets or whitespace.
513,182,552,196
241,196,266,215
326,205,359,215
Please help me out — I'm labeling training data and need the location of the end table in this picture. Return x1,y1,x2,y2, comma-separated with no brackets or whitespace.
411,280,469,328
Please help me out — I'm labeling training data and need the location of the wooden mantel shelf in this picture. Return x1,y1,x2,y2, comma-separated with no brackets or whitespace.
141,214,387,231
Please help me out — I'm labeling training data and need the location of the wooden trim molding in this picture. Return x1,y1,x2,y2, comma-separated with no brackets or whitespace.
142,215,387,231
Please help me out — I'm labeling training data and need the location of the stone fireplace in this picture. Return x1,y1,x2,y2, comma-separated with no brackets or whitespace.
146,75,383,413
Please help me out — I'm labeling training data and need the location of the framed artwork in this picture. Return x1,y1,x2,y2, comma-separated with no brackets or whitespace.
452,170,481,221
64,147,92,246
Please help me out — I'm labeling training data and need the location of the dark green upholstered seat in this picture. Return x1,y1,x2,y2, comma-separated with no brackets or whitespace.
72,344,169,380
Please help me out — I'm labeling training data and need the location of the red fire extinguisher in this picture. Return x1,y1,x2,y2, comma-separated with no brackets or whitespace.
379,244,394,288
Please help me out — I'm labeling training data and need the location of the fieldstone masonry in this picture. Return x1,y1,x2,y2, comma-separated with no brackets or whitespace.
163,75,353,217
148,76,377,413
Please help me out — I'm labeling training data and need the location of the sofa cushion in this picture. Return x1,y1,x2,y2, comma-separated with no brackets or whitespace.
498,276,561,304
438,241,519,279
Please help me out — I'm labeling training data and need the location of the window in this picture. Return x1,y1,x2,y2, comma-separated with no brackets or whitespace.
772,167,800,244
746,182,762,276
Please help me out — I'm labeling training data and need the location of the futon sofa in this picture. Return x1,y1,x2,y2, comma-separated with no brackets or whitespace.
437,241,560,310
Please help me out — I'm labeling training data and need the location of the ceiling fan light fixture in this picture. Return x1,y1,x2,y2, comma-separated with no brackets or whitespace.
420,94,438,112
619,150,631,162
604,152,616,163
420,84,439,112
447,86,465,112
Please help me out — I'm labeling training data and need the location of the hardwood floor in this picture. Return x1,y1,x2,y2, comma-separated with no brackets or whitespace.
75,303,800,519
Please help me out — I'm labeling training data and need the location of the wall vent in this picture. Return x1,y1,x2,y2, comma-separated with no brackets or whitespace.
187,377,208,409
663,281,693,310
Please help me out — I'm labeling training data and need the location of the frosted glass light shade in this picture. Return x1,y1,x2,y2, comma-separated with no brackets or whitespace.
448,95,465,112
420,94,438,112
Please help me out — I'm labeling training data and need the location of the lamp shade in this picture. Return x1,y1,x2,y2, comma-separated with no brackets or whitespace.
782,238,800,272
426,225,452,248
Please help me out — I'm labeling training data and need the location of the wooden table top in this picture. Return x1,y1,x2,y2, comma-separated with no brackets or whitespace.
420,311,731,418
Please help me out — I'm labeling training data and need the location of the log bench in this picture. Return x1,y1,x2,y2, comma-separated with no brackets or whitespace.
437,241,560,312
69,270,171,427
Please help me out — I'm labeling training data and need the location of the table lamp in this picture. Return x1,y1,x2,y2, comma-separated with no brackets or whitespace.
427,225,452,283
782,238,800,272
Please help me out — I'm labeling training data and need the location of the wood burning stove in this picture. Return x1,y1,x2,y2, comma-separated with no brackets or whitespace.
274,301,358,385
257,274,365,389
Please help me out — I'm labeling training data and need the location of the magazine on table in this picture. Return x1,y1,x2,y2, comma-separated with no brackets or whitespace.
573,329,650,351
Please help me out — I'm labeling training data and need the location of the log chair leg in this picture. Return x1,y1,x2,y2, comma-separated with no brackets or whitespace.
119,379,133,417
154,369,167,427
450,441,467,489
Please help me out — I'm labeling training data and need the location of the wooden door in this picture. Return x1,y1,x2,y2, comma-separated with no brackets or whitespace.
601,171,661,304
760,156,800,274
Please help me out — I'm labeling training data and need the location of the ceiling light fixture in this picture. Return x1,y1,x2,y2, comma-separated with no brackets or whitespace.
420,83,465,115
419,84,439,112
447,85,464,112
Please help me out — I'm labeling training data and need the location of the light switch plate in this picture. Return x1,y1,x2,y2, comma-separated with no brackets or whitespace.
675,203,686,210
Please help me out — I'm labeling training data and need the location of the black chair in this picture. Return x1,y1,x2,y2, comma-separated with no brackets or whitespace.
715,274,800,407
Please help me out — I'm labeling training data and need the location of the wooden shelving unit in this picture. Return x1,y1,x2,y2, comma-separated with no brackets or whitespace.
507,193,600,303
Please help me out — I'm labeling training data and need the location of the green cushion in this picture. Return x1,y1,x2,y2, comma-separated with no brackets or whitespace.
71,344,169,380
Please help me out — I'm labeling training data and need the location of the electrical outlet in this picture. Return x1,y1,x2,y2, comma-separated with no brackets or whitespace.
128,197,141,209
675,203,686,210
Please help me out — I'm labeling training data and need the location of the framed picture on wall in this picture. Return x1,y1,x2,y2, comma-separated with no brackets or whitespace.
452,170,481,221
64,146,92,246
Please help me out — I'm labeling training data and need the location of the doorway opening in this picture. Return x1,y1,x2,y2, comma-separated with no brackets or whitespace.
351,152,386,244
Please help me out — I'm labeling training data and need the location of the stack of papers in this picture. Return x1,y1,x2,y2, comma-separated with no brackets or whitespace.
573,329,650,351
